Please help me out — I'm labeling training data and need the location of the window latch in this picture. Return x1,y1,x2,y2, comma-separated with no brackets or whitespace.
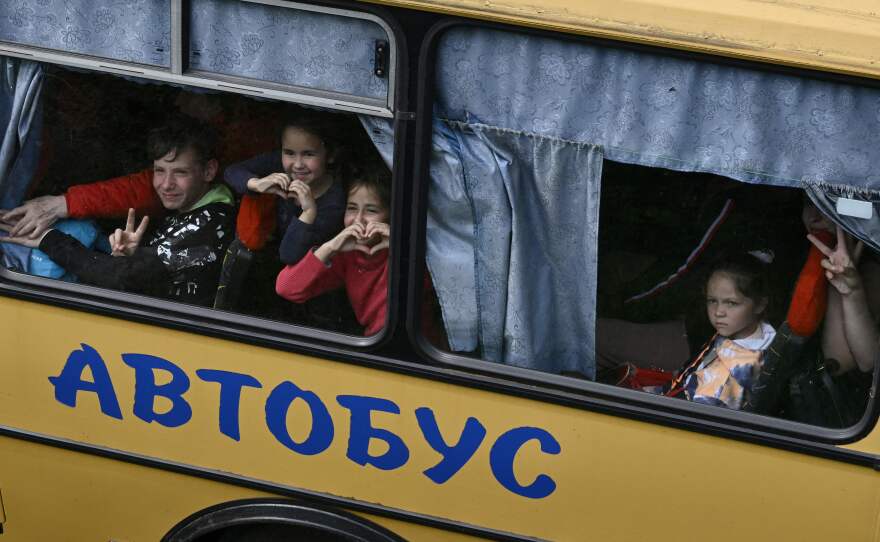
374,40,389,78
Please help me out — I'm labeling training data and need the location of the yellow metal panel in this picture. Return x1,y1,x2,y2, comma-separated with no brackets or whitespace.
0,296,878,540
0,436,477,541
363,0,880,80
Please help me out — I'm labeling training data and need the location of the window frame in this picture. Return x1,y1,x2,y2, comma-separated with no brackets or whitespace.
405,17,880,446
0,0,409,350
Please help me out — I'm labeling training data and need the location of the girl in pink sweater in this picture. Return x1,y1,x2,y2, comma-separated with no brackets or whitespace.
275,167,391,336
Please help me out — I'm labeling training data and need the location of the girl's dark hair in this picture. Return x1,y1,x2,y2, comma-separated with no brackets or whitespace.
345,160,391,210
280,110,353,177
706,252,772,317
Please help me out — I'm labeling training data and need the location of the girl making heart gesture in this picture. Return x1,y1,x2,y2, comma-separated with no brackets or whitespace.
224,112,350,264
275,165,392,336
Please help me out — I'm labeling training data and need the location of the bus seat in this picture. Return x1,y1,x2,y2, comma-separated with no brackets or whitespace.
744,230,834,415
213,237,254,311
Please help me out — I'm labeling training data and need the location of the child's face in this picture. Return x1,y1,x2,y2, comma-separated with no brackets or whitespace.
281,127,331,185
344,185,389,244
802,199,834,234
705,272,764,340
152,146,216,211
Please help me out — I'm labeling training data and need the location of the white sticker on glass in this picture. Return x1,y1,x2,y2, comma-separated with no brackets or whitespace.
836,197,873,220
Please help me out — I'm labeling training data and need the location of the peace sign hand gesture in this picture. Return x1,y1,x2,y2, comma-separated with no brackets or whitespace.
807,225,865,296
110,208,149,257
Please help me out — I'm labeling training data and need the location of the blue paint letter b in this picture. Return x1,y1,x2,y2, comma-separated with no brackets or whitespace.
337,395,409,471
489,427,561,499
122,353,192,427
49,343,122,419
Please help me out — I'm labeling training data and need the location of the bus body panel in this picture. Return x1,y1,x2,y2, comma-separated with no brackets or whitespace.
0,436,484,541
2,0,880,539
367,0,880,80
0,296,877,541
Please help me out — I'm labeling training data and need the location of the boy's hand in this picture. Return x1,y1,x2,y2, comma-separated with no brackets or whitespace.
0,195,68,238
109,208,149,257
246,173,291,198
363,222,390,255
0,221,50,248
808,225,865,295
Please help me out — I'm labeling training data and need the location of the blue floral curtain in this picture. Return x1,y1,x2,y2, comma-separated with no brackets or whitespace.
0,57,43,209
189,0,389,101
0,1,171,67
452,123,603,377
436,27,880,193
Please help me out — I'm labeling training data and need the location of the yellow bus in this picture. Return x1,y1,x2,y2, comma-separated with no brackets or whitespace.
0,0,879,540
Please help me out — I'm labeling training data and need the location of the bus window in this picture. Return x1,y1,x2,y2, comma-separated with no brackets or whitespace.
0,61,393,337
417,24,880,429
0,0,397,343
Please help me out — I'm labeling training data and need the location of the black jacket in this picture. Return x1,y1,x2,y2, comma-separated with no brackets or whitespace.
39,201,234,307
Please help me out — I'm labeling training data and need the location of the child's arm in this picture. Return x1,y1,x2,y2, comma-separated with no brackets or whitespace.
275,224,365,303
65,169,163,220
809,226,879,372
0,226,169,295
278,183,346,264
834,265,878,373
224,152,287,196
0,169,160,239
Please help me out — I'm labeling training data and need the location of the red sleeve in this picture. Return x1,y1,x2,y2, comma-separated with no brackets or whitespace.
786,230,834,337
275,250,345,303
64,169,163,219
237,193,277,251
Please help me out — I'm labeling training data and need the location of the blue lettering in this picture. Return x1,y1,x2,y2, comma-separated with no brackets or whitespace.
489,427,560,499
121,353,192,427
337,395,409,471
265,381,333,455
49,343,122,419
196,369,262,441
415,407,485,484
52,346,565,500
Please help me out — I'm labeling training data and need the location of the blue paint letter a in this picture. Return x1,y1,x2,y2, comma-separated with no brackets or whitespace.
49,343,122,419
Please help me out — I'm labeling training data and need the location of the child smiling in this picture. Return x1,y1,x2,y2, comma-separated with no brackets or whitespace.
275,165,391,336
